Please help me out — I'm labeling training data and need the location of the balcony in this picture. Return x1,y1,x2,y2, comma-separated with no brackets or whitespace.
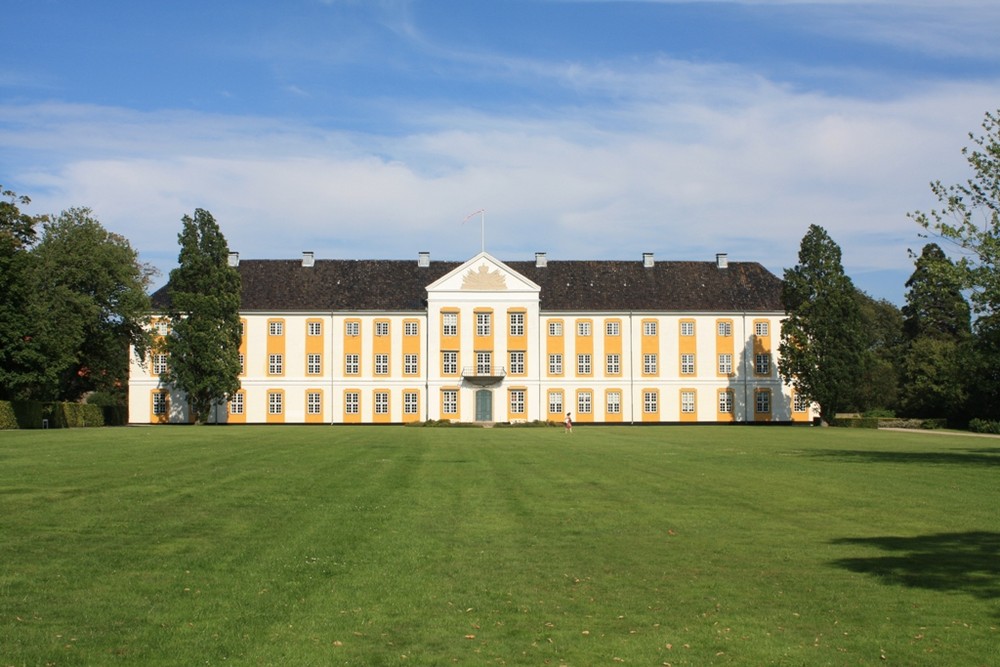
461,366,507,386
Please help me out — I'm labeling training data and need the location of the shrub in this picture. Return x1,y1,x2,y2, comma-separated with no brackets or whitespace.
0,401,17,429
830,417,880,429
12,401,46,429
968,418,1000,434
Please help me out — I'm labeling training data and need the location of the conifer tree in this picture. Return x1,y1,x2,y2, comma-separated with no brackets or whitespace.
162,209,242,423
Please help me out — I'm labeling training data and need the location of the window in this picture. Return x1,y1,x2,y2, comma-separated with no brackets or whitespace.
606,320,620,336
509,312,524,337
404,391,418,414
404,321,419,336
152,353,168,375
681,391,696,414
718,353,733,375
152,392,166,415
643,391,658,414
442,312,458,336
755,321,770,337
793,393,809,413
404,354,418,375
345,354,359,375
375,392,389,414
229,392,244,415
680,321,695,337
548,321,563,337
345,321,360,337
681,353,695,375
607,353,620,375
307,353,321,375
375,321,390,337
476,352,492,375
375,353,389,375
345,392,359,414
156,321,169,336
238,353,245,375
577,321,591,337
548,354,563,375
239,321,245,338
719,391,734,414
643,353,657,375
442,351,458,375
308,321,322,336
643,321,657,336
577,354,591,375
268,354,283,375
442,390,457,414
717,320,732,337
548,391,563,415
756,390,771,414
509,351,524,375
755,353,771,375
607,391,621,415
268,392,283,415
269,321,283,336
510,389,525,414
476,312,491,336
307,392,321,415
578,391,592,414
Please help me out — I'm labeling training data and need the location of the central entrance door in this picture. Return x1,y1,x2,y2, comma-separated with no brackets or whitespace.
475,389,493,422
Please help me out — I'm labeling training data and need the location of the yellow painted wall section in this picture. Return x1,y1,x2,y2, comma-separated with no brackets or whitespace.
239,318,247,377
150,390,169,424
716,389,735,423
754,389,772,423
373,389,391,423
267,318,286,377
305,388,324,424
266,389,286,424
604,318,622,377
344,389,361,424
604,388,623,422
680,388,697,422
642,319,660,377
677,318,695,376
506,386,527,422
575,318,593,378
403,389,421,423
403,318,421,354
306,318,324,375
507,309,527,375
344,319,362,375
716,318,734,378
373,319,391,375
753,319,771,376
473,308,494,352
575,388,594,423
642,388,660,422
228,389,246,424
791,390,811,423
546,389,565,422
440,309,460,375
547,319,564,377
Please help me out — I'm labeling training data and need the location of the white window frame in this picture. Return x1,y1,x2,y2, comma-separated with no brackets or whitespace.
404,321,419,337
345,321,360,337
643,321,657,337
307,392,322,415
606,320,620,336
152,392,167,415
509,351,525,375
577,353,591,375
548,321,563,337
548,391,564,415
719,391,734,414
755,321,770,337
476,351,492,375
577,321,591,337
307,353,322,375
308,321,322,337
607,391,621,415
718,353,733,375
345,354,360,375
345,392,359,414
375,321,390,337
548,353,563,375
404,391,419,414
268,354,283,375
577,391,592,414
374,353,389,375
229,392,244,415
643,353,657,375
680,321,695,337
442,312,458,336
442,390,458,414
268,392,283,415
509,389,525,414
643,391,658,414
476,312,491,337
374,392,389,414
755,353,771,375
269,321,284,337
404,353,418,375
681,353,695,375
509,312,524,337
442,351,458,375
607,353,620,375
681,391,696,414
756,390,771,414
717,321,732,337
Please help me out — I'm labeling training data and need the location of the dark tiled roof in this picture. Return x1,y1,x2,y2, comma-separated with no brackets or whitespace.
151,258,784,313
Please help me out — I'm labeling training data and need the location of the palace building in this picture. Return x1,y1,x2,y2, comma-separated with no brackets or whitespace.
128,250,815,424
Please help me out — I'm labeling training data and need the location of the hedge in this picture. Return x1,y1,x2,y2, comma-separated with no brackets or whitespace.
0,401,17,430
0,401,106,429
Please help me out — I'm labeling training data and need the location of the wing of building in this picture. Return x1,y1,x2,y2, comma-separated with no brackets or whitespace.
129,250,815,424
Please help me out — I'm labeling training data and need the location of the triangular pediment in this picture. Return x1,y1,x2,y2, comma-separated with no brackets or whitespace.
426,252,541,294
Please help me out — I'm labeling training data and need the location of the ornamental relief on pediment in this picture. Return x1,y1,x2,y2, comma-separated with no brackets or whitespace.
461,264,508,291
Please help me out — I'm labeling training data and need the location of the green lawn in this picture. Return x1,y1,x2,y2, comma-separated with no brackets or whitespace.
0,425,997,666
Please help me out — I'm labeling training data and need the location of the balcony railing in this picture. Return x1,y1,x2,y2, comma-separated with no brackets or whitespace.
461,366,507,385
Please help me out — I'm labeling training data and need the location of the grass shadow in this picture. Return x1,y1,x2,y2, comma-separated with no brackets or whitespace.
830,531,1000,602
802,448,1000,467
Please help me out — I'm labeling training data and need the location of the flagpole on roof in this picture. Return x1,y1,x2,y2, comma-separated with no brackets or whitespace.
462,208,486,253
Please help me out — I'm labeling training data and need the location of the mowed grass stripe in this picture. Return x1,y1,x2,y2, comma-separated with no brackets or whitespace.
0,426,996,666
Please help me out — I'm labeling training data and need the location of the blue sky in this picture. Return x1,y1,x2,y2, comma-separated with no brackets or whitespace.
3,0,999,304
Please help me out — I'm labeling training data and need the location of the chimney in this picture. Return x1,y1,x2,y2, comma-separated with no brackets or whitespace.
535,252,547,268
227,252,239,267
418,251,430,268
302,251,315,268
642,252,654,268
716,253,728,269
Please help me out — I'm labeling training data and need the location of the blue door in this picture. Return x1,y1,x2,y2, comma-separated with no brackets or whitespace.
475,389,492,422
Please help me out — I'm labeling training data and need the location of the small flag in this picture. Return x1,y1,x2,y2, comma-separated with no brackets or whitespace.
462,208,485,224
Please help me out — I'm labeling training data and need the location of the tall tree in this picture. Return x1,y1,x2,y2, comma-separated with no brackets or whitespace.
31,208,154,400
898,244,970,419
778,224,866,423
0,186,48,400
853,291,903,414
910,110,1000,418
162,209,242,423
